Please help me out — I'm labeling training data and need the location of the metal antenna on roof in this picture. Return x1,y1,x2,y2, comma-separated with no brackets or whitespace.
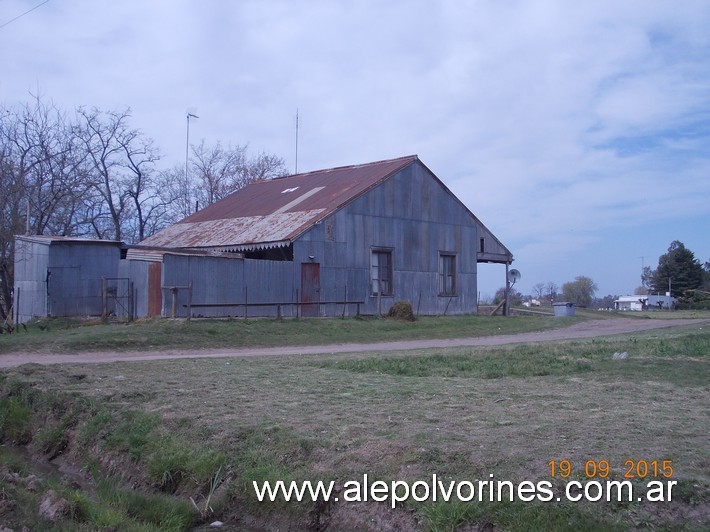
295,108,299,175
185,110,199,212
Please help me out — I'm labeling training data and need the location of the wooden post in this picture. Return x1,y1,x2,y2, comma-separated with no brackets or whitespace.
101,277,107,319
128,281,134,321
342,285,347,319
187,281,193,321
504,263,510,317
15,286,20,328
171,287,178,318
444,295,453,316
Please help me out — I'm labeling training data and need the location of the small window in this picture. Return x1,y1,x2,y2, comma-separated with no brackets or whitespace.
439,253,457,296
371,248,393,296
479,237,485,253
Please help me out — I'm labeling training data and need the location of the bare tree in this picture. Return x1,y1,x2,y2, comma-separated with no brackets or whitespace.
121,128,161,242
545,281,558,303
75,107,131,240
244,151,288,182
532,282,546,299
75,107,160,242
155,164,196,226
190,141,288,209
0,112,25,320
0,96,89,319
191,140,245,207
0,95,289,319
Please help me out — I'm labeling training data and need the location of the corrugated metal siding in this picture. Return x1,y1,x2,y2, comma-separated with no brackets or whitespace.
118,259,151,318
293,161,481,316
14,239,50,322
14,238,122,321
161,254,294,318
47,242,121,317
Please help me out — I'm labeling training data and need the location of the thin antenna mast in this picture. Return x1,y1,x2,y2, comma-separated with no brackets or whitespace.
295,108,299,174
185,111,198,212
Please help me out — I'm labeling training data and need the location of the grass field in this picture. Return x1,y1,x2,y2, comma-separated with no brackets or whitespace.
0,315,708,530
0,313,576,354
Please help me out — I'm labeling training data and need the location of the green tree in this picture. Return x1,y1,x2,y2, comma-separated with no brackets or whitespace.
561,276,598,308
493,287,522,306
648,241,704,297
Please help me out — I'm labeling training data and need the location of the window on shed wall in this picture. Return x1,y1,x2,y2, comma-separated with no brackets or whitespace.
371,249,393,296
439,253,457,296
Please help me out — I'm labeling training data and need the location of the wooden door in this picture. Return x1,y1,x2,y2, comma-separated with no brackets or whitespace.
148,262,162,317
300,263,320,317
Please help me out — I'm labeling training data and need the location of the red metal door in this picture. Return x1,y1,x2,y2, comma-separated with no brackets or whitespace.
148,262,162,317
300,263,320,317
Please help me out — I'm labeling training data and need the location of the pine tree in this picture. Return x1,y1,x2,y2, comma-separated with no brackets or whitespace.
649,241,704,297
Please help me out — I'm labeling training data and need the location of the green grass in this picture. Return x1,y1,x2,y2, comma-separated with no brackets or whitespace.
422,499,624,532
0,314,577,354
314,331,710,385
0,322,708,530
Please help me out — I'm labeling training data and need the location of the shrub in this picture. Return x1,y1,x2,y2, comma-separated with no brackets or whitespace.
387,300,415,321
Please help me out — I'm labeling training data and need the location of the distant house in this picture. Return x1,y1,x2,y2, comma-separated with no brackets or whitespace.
614,295,676,311
15,155,513,320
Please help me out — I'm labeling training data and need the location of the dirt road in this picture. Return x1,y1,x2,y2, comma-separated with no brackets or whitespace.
0,318,707,369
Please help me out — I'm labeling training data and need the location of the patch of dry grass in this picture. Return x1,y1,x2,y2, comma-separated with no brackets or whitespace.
3,326,708,530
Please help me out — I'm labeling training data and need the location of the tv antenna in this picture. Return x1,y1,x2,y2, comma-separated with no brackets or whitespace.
295,108,299,174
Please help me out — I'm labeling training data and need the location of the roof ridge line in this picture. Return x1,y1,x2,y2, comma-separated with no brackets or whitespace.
273,154,418,180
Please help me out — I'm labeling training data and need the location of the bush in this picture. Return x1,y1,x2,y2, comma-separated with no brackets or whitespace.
0,396,32,444
387,301,415,321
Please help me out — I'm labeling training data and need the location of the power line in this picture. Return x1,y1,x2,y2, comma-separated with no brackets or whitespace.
0,0,50,31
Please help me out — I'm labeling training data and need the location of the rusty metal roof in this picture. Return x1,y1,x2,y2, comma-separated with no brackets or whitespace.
142,155,418,250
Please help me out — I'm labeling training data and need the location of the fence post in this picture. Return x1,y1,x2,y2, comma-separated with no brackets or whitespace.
16,286,20,328
128,281,134,322
101,277,107,319
187,281,193,321
342,285,347,319
171,287,178,318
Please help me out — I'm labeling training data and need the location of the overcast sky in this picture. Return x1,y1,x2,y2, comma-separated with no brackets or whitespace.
2,0,709,299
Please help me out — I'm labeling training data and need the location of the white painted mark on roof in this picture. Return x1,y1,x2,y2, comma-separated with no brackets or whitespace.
272,187,325,215
281,187,299,193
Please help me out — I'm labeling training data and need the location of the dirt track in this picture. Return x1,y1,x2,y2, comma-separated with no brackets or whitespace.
0,318,707,369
